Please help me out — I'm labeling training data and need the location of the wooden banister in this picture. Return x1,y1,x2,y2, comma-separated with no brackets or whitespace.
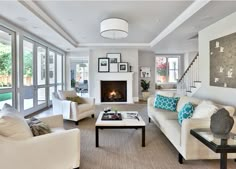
178,53,199,83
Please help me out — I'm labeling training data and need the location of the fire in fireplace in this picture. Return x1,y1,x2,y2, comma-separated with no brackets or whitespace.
101,81,127,102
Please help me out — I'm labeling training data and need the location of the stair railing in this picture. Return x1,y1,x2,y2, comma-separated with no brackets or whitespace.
177,53,199,96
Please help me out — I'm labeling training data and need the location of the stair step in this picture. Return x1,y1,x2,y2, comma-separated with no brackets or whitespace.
194,81,202,83
190,86,196,88
186,91,192,93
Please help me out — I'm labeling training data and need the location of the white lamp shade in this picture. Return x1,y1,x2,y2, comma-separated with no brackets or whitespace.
100,18,128,39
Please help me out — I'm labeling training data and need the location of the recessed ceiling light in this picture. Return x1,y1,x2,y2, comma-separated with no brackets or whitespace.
32,26,39,29
16,17,28,22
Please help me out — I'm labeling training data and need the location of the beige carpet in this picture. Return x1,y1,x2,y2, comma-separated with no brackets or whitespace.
63,104,236,169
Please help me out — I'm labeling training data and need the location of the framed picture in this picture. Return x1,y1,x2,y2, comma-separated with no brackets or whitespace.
107,53,121,63
98,58,109,72
118,62,128,72
110,63,118,72
140,67,151,78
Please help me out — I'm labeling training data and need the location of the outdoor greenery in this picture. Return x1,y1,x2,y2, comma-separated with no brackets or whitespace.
0,42,33,77
0,43,11,75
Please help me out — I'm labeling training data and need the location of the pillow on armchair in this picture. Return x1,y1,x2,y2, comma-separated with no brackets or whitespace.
0,104,33,140
58,90,77,100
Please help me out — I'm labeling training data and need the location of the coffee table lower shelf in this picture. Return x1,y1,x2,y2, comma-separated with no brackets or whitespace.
95,126,145,147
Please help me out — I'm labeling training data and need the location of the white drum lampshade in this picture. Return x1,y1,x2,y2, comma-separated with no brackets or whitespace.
100,18,128,39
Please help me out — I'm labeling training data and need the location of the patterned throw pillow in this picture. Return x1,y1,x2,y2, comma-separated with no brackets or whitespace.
27,117,51,136
66,96,81,104
178,102,194,125
154,94,179,112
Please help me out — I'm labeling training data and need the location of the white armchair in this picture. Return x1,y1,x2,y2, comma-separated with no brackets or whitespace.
0,115,80,169
52,90,95,125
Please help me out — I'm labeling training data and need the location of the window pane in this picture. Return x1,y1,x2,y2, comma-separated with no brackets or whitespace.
57,54,62,83
49,86,55,101
57,85,62,91
168,58,178,70
37,88,46,105
0,30,12,89
156,57,167,83
169,70,178,83
23,87,34,110
0,92,12,108
23,40,33,86
37,46,46,85
49,51,55,84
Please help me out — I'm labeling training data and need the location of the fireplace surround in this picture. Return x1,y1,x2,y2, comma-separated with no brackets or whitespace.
94,72,134,104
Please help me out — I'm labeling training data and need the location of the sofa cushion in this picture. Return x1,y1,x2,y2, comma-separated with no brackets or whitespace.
0,104,33,140
58,90,77,100
150,108,178,127
192,100,219,119
178,102,194,125
177,96,200,112
154,95,179,112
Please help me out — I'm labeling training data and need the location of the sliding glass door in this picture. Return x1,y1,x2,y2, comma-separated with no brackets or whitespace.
0,26,15,108
21,39,47,113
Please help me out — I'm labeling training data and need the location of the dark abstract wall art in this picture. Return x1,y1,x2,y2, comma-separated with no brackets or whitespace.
210,32,236,88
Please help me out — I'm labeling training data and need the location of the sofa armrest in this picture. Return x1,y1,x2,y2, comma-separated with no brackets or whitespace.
38,115,64,128
181,118,211,159
0,129,80,169
80,97,95,105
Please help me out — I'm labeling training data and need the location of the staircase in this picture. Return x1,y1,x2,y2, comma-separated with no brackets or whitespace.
177,53,201,96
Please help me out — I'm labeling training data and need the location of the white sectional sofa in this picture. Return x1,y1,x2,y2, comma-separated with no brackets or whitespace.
148,93,236,163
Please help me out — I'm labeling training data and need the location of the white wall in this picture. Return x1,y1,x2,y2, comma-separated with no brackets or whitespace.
195,12,236,106
138,51,155,98
89,48,139,101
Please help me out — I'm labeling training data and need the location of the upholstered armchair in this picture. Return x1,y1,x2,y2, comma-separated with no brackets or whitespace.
52,90,95,125
0,115,80,169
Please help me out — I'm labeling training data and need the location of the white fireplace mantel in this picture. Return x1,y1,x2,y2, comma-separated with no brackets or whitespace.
95,72,134,104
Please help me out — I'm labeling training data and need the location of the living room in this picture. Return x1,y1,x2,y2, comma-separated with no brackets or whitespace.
0,1,236,169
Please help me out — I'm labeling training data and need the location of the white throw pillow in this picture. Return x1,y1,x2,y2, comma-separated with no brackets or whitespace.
0,104,33,140
58,90,77,100
192,100,219,119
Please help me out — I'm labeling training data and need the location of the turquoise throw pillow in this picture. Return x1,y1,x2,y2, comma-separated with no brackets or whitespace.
154,95,179,112
178,102,194,125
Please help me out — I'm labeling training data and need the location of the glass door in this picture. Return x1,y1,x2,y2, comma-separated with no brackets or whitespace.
36,45,47,108
22,39,35,111
21,39,48,113
0,26,15,108
48,50,56,105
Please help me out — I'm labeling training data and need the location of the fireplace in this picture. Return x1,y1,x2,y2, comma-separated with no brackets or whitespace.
101,81,127,102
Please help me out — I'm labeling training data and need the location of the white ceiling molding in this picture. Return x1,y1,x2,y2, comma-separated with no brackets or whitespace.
18,0,78,47
150,0,211,47
79,43,150,47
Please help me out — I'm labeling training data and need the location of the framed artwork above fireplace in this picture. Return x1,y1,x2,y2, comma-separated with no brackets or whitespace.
98,58,109,72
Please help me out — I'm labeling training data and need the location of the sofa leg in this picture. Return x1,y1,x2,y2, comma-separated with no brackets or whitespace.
75,121,79,126
149,117,151,123
178,153,183,164
91,114,95,118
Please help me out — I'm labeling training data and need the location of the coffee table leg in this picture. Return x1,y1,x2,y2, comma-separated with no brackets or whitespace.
96,126,99,147
142,126,145,147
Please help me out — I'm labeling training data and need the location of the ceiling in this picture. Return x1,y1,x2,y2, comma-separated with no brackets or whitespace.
0,0,235,53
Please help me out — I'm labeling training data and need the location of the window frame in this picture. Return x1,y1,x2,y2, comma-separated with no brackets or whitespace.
155,55,180,84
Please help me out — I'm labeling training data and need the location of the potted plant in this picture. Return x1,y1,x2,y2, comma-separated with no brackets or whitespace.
141,79,150,101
